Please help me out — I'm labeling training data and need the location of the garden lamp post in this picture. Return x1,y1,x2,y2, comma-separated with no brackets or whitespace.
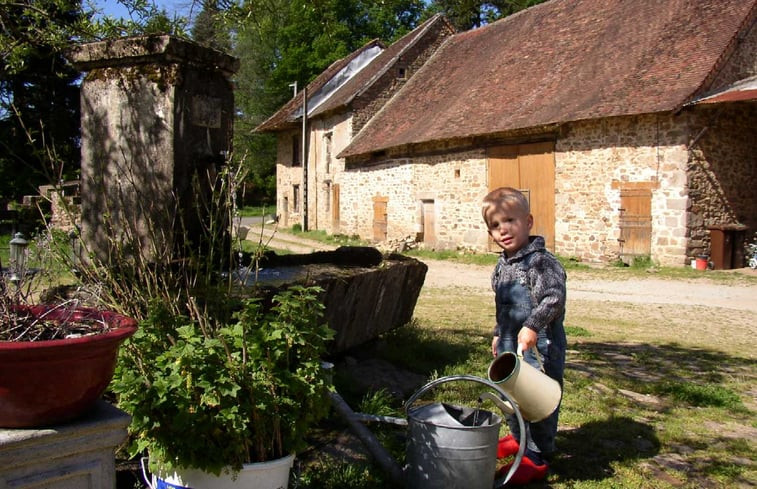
9,232,28,283
68,228,82,276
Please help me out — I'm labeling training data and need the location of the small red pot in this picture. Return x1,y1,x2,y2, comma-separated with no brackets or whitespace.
0,306,137,428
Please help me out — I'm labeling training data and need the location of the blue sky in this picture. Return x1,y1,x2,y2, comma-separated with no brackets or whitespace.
94,0,188,20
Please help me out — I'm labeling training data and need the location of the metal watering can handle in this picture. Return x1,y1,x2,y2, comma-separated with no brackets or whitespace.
140,457,156,489
517,344,546,372
404,374,527,488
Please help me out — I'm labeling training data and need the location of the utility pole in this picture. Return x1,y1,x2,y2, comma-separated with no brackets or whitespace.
301,86,308,231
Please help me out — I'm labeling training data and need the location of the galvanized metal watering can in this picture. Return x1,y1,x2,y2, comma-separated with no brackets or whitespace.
333,349,561,489
402,375,527,489
331,374,527,488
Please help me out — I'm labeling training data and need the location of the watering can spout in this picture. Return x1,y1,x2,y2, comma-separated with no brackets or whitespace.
328,391,406,486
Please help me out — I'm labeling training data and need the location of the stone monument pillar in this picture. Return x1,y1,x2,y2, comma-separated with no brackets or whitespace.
69,35,239,264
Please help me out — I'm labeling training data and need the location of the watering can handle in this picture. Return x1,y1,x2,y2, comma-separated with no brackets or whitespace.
517,344,546,373
140,457,156,489
404,374,527,488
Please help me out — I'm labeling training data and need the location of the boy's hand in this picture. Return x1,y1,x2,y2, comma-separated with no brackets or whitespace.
517,328,538,355
491,336,499,357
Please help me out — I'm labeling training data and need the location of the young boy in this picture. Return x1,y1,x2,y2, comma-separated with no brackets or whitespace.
482,187,567,485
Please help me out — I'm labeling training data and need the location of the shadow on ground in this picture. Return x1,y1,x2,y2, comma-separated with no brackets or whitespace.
552,417,660,482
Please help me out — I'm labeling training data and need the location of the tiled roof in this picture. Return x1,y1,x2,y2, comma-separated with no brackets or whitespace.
255,14,454,132
254,39,385,132
340,0,756,158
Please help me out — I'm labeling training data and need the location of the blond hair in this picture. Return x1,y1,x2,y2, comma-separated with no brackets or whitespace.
482,187,530,223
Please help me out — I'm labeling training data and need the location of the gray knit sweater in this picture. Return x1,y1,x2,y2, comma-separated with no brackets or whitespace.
490,236,567,336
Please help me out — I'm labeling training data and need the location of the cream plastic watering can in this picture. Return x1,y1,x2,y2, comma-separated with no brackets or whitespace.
487,348,562,422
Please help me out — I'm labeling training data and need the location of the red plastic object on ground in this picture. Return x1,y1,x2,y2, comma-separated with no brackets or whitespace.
0,306,137,428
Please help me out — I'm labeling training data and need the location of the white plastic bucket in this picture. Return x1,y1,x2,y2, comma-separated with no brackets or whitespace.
142,454,294,489
487,351,562,422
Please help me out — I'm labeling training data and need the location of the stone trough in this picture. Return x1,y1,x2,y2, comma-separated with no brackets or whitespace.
236,247,428,354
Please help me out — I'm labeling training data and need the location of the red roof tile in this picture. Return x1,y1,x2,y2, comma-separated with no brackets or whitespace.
255,14,454,132
340,0,756,158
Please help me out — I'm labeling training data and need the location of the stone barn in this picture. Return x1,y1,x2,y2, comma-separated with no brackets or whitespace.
256,0,757,267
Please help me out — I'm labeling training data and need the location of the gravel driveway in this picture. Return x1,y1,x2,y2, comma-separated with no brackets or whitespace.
242,222,757,352
421,259,757,313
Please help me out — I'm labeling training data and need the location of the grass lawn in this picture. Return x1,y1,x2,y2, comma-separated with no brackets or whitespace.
299,268,756,488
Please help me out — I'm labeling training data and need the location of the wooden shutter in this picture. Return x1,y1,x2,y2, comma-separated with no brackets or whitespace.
618,187,652,262
372,196,388,241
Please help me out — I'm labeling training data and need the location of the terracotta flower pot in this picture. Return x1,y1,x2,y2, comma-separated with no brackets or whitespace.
0,306,137,428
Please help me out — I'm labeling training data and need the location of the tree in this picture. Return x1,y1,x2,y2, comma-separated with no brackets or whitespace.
191,0,230,52
0,0,186,205
427,0,543,30
0,0,85,201
230,0,425,206
90,0,187,38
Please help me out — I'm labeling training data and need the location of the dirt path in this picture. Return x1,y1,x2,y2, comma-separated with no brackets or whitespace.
421,259,757,313
243,221,757,313
244,224,757,350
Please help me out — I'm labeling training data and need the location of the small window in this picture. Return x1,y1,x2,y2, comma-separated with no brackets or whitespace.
292,135,301,166
292,184,300,212
324,131,332,174
324,182,331,213
454,169,461,178
398,67,407,79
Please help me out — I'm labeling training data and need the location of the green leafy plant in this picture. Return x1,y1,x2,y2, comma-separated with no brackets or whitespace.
113,285,334,475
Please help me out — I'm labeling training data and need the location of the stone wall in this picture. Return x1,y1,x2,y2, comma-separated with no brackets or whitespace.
333,113,697,266
338,149,488,249
279,105,753,268
686,103,757,264
276,129,300,228
555,114,690,265
276,111,352,231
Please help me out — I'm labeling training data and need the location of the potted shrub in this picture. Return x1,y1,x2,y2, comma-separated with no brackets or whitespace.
62,160,333,487
0,232,137,428
112,284,334,488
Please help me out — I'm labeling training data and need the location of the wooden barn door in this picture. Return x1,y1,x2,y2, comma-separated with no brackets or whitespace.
618,186,652,263
487,141,555,252
373,196,388,242
421,200,436,245
331,183,340,233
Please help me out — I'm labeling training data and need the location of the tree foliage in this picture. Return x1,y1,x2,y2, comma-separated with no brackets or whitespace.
88,0,187,38
229,0,425,205
0,0,185,203
0,0,85,200
427,0,543,30
191,0,230,52
0,0,547,205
